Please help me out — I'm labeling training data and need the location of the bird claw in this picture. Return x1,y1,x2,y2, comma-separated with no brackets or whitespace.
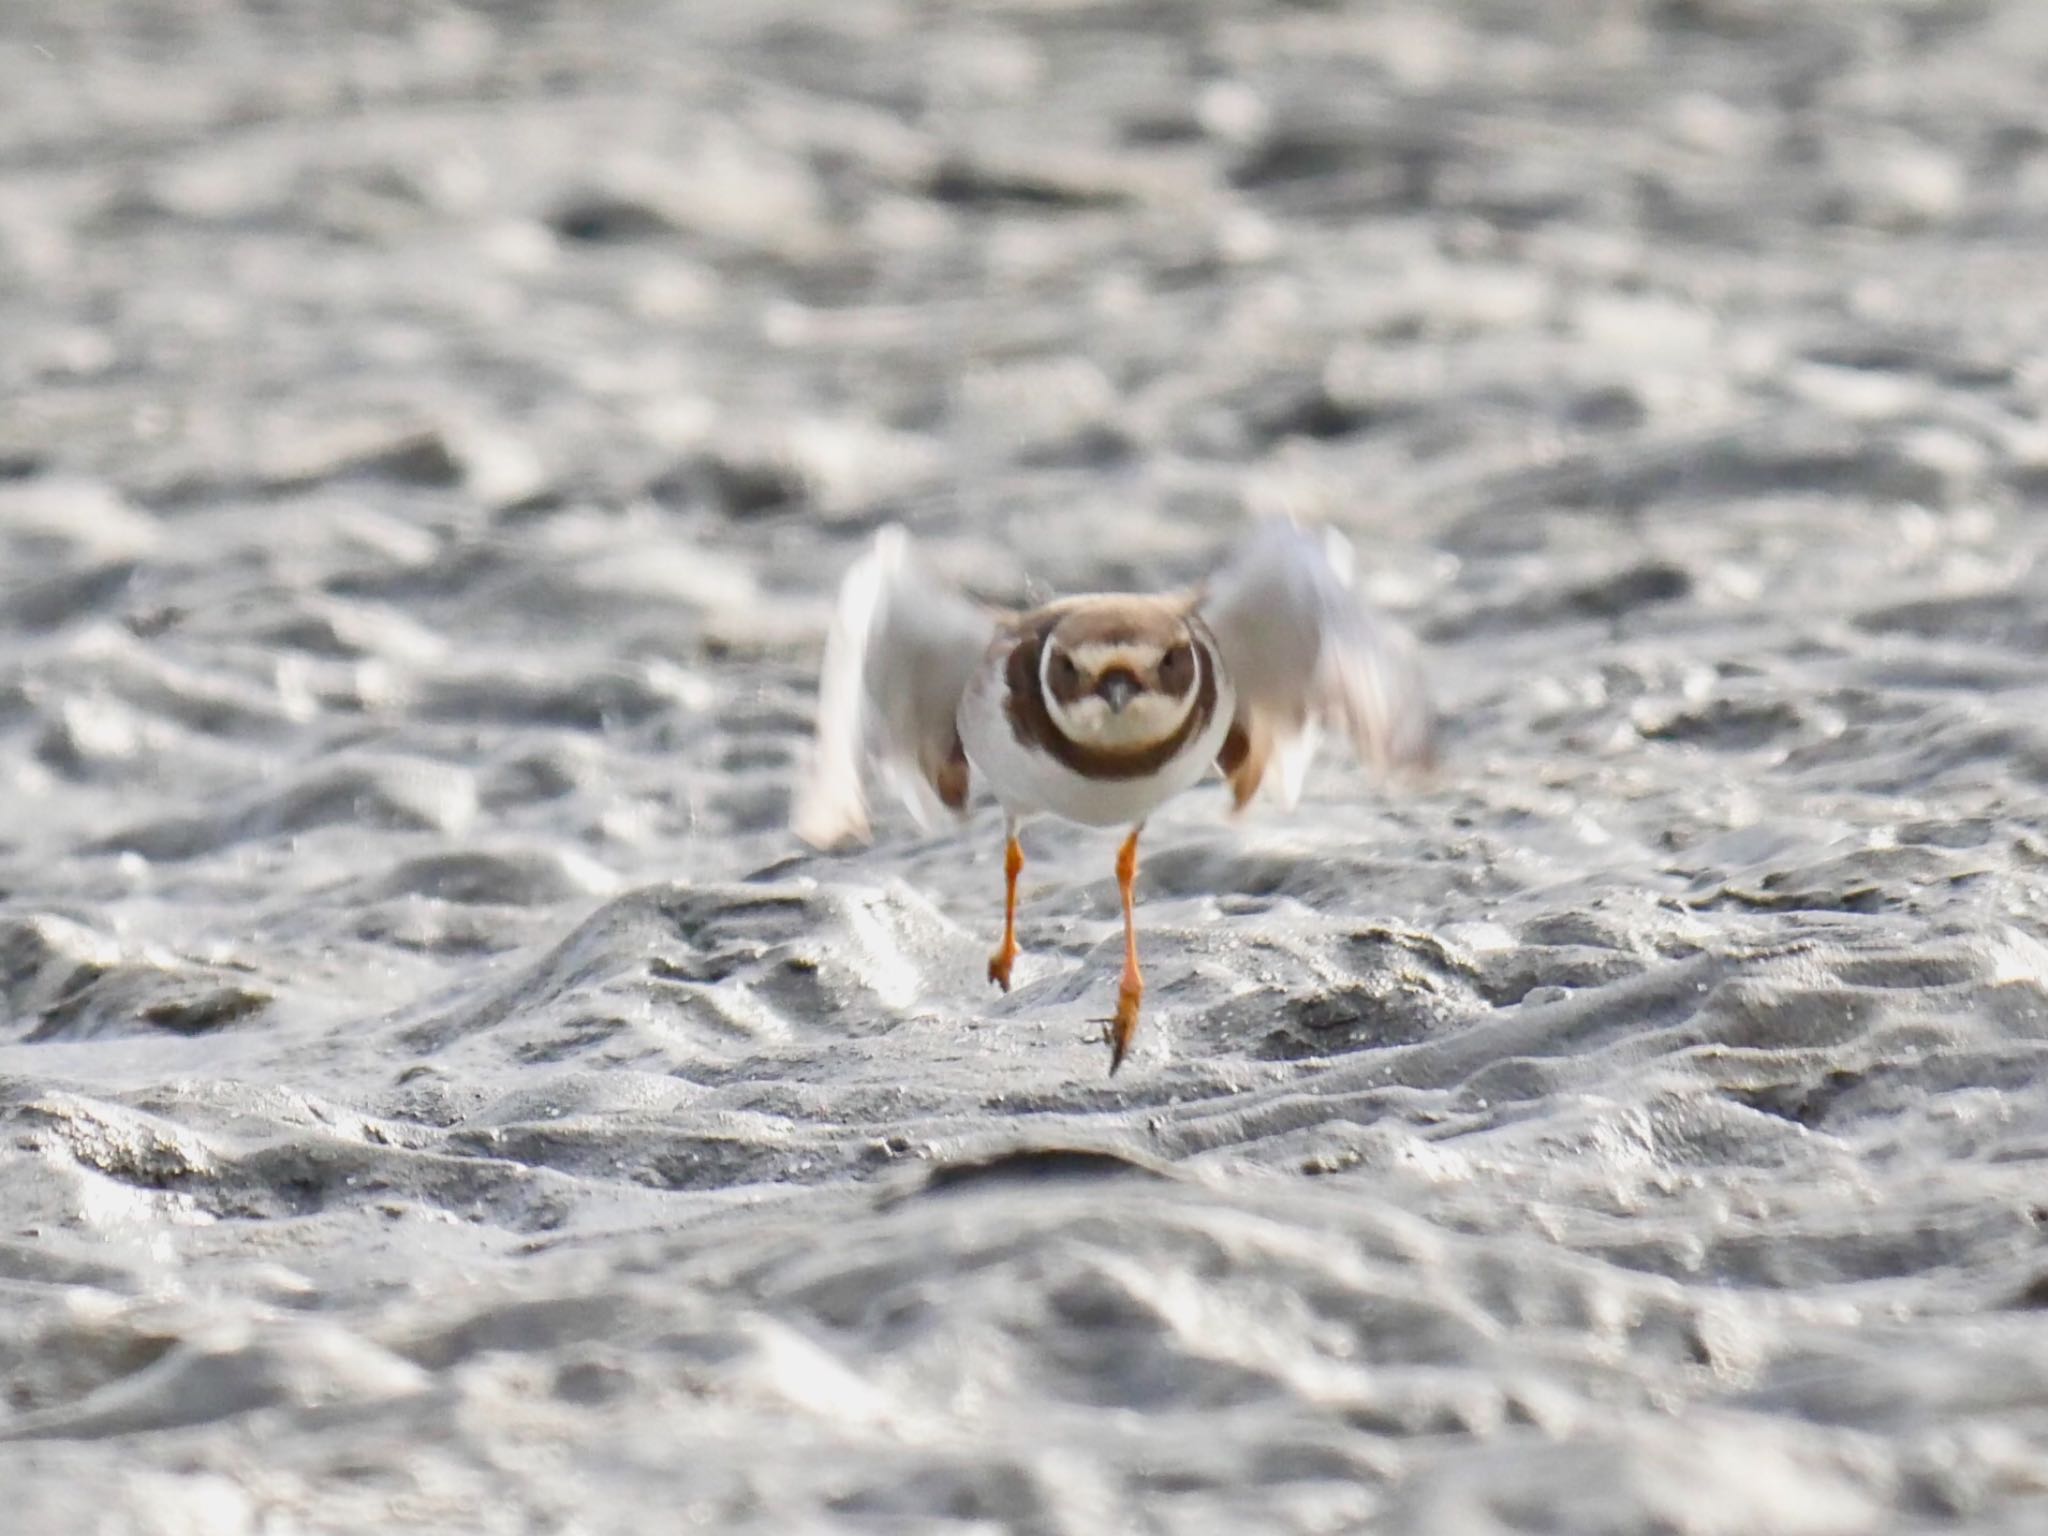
1086,1020,1120,1069
1092,989,1142,1075
986,949,1016,993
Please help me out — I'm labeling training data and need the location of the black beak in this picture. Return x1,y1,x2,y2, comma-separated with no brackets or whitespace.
1098,672,1139,714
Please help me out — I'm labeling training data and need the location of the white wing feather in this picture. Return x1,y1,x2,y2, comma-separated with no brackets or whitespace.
1199,518,1434,809
793,527,1000,848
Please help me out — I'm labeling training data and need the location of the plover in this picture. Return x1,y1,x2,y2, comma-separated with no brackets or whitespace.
794,518,1434,1072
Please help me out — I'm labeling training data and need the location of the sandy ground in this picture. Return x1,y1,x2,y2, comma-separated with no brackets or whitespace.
5,1,2048,1531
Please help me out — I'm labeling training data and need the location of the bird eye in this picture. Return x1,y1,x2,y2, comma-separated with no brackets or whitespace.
1159,643,1195,693
1049,649,1082,696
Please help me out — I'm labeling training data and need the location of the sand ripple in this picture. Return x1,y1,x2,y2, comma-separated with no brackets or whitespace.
7,0,2048,1530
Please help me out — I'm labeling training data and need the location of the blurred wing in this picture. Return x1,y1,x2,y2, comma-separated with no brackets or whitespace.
793,527,1002,848
1198,518,1434,811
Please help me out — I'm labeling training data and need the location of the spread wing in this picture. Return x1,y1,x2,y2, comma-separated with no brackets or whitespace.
1198,518,1435,810
793,526,1004,848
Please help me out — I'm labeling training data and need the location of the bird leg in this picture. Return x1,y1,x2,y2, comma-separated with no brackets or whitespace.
986,828,1024,991
1106,825,1143,1074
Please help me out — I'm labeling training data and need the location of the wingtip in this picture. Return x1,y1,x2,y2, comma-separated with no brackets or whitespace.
790,783,874,851
1402,725,1446,788
1319,522,1356,585
791,819,869,854
868,521,913,570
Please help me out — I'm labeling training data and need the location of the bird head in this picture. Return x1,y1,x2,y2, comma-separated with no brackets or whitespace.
1040,603,1203,751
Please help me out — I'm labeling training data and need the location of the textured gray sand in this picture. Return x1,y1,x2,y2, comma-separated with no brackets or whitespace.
6,1,2048,1531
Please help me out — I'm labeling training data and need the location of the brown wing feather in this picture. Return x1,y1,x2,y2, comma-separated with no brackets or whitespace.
1200,519,1434,811
793,528,1002,847
1215,717,1268,809
934,737,970,811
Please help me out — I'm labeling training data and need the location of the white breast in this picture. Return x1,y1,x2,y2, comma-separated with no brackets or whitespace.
957,642,1235,828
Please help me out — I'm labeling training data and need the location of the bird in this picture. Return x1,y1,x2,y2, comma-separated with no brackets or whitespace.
792,517,1435,1074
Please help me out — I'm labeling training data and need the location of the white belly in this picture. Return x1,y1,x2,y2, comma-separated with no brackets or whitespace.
958,652,1235,827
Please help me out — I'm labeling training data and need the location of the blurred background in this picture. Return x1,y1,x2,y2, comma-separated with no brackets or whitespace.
6,0,2042,872
7,3,2048,1531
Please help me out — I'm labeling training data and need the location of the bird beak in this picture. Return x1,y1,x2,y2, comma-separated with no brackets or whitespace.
1099,673,1138,714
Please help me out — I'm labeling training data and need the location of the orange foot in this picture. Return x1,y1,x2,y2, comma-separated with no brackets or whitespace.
1101,825,1144,1074
1103,982,1142,1075
988,831,1024,992
987,939,1018,993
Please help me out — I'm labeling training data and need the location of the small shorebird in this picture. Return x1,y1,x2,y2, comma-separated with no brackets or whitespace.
793,518,1434,1073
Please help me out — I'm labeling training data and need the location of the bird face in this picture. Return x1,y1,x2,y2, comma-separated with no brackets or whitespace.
1039,617,1202,752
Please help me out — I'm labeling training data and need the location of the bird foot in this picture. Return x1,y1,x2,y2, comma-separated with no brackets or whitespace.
1095,986,1143,1075
986,945,1018,993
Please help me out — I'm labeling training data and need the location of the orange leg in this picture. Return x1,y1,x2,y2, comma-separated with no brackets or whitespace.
986,829,1024,991
1106,825,1143,1074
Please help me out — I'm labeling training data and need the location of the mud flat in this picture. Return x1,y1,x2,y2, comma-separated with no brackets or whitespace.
5,2,2048,1531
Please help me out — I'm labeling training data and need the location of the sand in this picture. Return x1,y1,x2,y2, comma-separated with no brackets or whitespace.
4,1,2048,1531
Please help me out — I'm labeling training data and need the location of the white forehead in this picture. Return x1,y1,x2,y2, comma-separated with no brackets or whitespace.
1065,640,1166,674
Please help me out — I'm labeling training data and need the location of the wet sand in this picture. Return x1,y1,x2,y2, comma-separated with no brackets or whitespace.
5,2,2048,1530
